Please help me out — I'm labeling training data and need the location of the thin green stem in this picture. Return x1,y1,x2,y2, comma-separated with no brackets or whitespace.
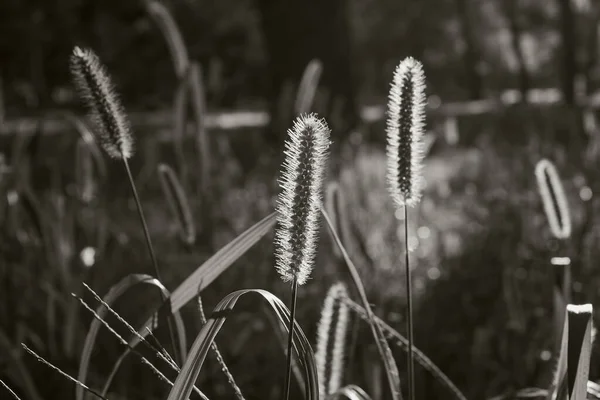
404,205,415,400
122,156,181,366
283,276,299,400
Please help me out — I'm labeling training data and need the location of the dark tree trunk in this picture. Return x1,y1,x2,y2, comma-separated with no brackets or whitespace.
504,0,530,101
455,0,484,100
558,0,577,106
257,0,359,148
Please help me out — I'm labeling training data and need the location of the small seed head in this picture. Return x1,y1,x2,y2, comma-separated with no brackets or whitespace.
70,46,133,159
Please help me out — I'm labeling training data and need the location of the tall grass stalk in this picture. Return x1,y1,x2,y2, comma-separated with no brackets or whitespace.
69,46,180,365
275,114,330,400
386,57,427,400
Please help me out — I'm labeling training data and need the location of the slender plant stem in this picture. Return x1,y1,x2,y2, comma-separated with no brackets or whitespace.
404,205,415,400
122,157,181,366
283,277,299,400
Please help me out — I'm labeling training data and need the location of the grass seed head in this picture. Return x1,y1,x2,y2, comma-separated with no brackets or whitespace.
534,159,571,240
275,113,331,285
70,46,133,159
386,56,427,209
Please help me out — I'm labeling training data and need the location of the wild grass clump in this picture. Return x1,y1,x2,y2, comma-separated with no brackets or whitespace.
2,19,599,400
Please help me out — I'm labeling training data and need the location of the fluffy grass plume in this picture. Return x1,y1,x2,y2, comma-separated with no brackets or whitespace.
69,47,133,159
275,113,331,285
157,163,196,246
315,282,350,398
534,159,571,240
386,56,427,208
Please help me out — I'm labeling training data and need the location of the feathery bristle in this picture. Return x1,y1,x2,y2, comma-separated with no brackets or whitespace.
534,159,571,240
275,113,331,285
70,46,133,159
386,57,427,208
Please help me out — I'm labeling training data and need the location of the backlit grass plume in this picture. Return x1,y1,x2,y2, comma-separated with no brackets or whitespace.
275,113,331,400
386,56,426,208
385,56,427,400
275,113,331,285
69,47,133,160
315,282,350,398
534,159,571,240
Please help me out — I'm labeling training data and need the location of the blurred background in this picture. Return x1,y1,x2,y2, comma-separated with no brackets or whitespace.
2,0,600,399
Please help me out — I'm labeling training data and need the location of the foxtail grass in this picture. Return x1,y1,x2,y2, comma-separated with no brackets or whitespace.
386,56,427,400
275,113,330,400
315,282,350,398
69,46,180,365
534,159,571,240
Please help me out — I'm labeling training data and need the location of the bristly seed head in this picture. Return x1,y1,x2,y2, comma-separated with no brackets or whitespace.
275,113,331,285
534,159,571,240
386,56,427,209
70,46,133,159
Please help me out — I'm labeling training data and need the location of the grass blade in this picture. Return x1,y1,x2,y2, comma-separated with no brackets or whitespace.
549,304,593,400
165,289,318,400
341,297,467,400
322,208,403,400
130,212,276,347
295,59,323,115
329,385,373,400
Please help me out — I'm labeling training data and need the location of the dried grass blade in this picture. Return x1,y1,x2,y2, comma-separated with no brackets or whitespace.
77,274,187,400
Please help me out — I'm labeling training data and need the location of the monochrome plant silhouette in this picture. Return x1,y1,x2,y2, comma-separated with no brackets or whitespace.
386,56,427,400
274,113,331,400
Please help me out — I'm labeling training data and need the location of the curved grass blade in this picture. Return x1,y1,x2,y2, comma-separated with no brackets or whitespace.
56,111,107,180
295,59,323,115
76,274,187,400
322,208,403,400
144,0,190,79
165,289,318,400
328,385,373,400
172,66,191,187
157,163,196,246
341,297,467,400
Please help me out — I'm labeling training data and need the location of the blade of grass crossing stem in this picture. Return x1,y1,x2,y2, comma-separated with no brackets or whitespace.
322,208,403,400
341,297,467,400
77,274,186,400
165,289,319,400
130,212,277,348
549,304,593,400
